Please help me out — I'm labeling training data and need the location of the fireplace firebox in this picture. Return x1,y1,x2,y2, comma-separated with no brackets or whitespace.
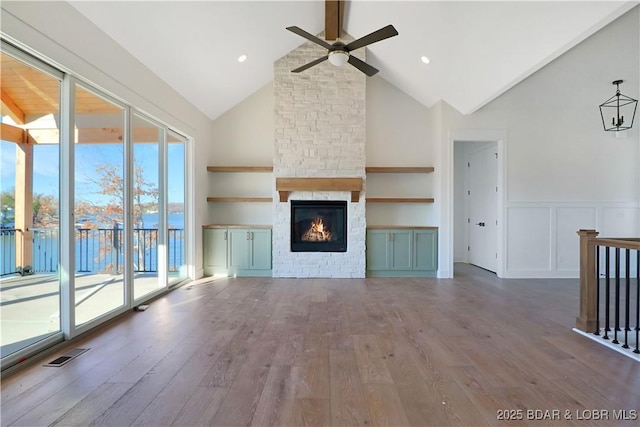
291,200,347,252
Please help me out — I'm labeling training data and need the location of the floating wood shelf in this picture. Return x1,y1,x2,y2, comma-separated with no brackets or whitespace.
276,177,364,202
365,167,434,173
207,197,273,203
207,166,273,172
366,198,435,203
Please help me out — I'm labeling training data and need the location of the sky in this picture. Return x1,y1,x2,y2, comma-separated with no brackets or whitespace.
0,140,185,207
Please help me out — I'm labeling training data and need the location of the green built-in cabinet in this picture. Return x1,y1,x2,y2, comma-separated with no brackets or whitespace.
366,228,438,277
204,226,272,277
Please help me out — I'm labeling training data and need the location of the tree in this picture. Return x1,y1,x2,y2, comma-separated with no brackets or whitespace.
32,193,58,227
79,161,159,227
77,160,159,274
0,189,15,227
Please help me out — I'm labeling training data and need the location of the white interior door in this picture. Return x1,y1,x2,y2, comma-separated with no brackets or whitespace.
468,143,498,272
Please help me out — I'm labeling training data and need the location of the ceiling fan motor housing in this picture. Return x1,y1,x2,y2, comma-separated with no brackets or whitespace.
329,41,347,52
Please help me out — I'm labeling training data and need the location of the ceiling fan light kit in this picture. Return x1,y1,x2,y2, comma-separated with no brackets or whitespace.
328,50,349,67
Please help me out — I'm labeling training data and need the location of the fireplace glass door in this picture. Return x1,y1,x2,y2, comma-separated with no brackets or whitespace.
291,200,347,252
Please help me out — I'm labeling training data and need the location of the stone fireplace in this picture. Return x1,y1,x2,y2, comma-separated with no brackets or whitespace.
272,34,366,278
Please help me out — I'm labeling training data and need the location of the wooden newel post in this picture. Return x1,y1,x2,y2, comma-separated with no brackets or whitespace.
576,229,599,332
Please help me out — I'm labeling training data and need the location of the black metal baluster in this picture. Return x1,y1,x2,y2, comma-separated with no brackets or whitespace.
595,245,600,335
136,230,140,272
171,229,176,272
153,229,157,272
84,229,88,272
87,229,91,272
77,229,82,272
138,229,142,272
623,249,630,349
143,230,148,271
604,247,610,340
145,230,149,272
635,250,639,354
613,248,620,344
142,229,146,271
119,229,123,273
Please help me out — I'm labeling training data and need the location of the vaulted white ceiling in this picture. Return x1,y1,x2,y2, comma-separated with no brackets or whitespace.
69,1,638,120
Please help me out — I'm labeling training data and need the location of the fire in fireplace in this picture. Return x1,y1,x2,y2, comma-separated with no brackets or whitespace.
291,200,347,252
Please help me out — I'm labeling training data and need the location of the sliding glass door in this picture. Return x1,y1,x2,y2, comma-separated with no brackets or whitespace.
168,131,187,284
0,41,191,369
0,49,63,358
132,113,164,300
73,85,126,326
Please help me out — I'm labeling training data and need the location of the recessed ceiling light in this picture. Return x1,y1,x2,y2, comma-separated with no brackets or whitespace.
238,54,247,63
421,56,430,64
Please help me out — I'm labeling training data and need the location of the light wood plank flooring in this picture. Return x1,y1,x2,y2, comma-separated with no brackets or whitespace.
1,264,638,426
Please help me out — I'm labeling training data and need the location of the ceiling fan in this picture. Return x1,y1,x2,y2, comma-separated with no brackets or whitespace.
287,0,398,77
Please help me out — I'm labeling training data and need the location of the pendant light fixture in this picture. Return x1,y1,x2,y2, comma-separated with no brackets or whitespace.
599,80,637,132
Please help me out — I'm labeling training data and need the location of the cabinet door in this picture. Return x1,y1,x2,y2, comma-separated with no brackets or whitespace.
390,230,412,270
366,230,391,270
414,230,437,271
228,229,250,271
203,229,228,276
249,229,271,270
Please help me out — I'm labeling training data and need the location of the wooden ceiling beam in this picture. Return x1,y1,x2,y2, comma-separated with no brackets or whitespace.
1,89,26,125
26,127,167,144
1,123,27,144
325,0,345,41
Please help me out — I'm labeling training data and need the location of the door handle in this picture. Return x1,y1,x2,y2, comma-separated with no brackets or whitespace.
475,222,485,227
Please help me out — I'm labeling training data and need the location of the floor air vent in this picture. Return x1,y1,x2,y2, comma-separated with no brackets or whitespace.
43,348,89,367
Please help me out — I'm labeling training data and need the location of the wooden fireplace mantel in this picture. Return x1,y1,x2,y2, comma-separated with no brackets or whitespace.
275,177,363,202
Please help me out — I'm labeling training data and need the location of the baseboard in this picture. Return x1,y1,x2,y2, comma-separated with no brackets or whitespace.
502,269,579,279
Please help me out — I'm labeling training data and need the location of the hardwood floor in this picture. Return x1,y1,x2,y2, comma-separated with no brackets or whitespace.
1,264,638,426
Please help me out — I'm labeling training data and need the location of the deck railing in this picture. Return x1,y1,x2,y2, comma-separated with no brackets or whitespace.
576,229,639,354
0,229,19,276
1,227,184,276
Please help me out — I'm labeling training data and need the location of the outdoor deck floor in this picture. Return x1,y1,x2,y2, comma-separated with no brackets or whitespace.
0,273,169,357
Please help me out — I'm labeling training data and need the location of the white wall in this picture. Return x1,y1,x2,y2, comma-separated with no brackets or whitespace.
1,1,214,277
366,77,439,227
207,82,274,226
209,82,274,165
441,6,640,278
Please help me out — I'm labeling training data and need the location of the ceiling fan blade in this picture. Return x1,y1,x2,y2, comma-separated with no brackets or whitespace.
291,55,329,73
345,24,398,52
347,55,379,77
286,26,332,50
